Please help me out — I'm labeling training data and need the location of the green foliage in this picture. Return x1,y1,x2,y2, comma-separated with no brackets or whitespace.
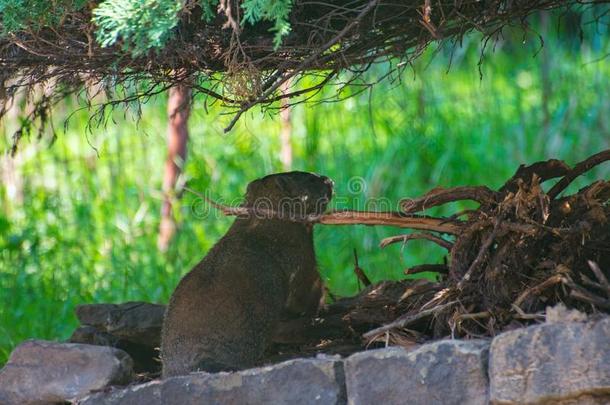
92,0,294,53
200,0,220,21
92,0,185,55
2,15,610,365
0,0,295,53
0,0,87,34
242,0,293,48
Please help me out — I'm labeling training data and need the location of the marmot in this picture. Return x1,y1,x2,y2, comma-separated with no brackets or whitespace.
161,171,333,377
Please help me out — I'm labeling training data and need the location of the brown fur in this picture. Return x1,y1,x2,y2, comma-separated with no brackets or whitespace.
161,171,333,377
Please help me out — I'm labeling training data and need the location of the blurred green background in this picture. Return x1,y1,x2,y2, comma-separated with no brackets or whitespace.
1,10,609,364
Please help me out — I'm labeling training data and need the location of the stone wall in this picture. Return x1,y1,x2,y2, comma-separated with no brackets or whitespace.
1,307,608,404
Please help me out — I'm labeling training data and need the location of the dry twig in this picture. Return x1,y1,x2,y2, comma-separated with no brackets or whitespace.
401,186,497,213
363,300,459,340
353,249,372,288
548,150,610,199
380,232,453,250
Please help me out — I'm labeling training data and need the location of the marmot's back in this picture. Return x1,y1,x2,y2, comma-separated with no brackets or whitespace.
161,172,333,377
161,238,289,376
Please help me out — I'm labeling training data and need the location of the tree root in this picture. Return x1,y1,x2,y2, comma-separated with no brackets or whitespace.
194,150,610,359
266,150,610,358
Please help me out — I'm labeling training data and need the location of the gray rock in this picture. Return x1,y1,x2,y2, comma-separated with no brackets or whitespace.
69,326,161,374
70,325,120,347
75,302,166,347
0,340,133,405
344,340,489,405
489,316,610,405
78,356,345,405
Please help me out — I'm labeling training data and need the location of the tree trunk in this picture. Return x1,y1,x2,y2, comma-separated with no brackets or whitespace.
1,91,25,213
158,85,191,251
279,81,293,171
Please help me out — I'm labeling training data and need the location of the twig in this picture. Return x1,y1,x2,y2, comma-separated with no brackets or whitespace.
380,232,453,250
353,249,372,287
500,159,570,193
511,304,545,320
447,209,478,221
579,274,610,296
401,186,497,213
548,149,610,199
404,264,448,275
456,220,500,290
363,300,458,340
184,186,249,216
588,260,610,290
499,222,540,235
320,211,462,234
184,186,326,220
513,274,565,307
223,0,379,132
184,187,462,233
569,288,610,309
563,276,610,309
454,311,491,322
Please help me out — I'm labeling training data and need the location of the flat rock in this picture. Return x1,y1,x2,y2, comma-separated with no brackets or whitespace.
344,340,489,405
0,340,133,405
70,326,160,374
489,316,610,404
78,356,345,405
75,302,165,347
70,325,120,347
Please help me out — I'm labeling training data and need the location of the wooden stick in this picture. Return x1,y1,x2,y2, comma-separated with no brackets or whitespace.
380,232,453,250
548,149,610,199
401,186,497,213
184,187,463,234
353,249,372,287
456,220,500,291
569,288,610,310
588,260,610,290
513,274,565,308
319,210,462,234
579,274,610,296
454,311,491,322
363,300,458,340
511,304,545,320
500,159,570,193
404,264,448,275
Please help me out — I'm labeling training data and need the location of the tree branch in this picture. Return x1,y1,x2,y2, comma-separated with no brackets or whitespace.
401,186,497,213
547,149,610,199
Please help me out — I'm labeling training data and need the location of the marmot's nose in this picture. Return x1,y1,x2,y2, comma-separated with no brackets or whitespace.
322,176,334,188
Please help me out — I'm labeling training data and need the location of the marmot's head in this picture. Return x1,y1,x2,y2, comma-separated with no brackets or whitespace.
244,171,333,218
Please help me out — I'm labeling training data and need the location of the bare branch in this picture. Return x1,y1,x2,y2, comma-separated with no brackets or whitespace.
588,260,610,291
455,219,500,290
404,264,448,275
401,186,497,213
380,232,453,250
184,187,463,233
363,300,459,340
548,149,610,199
513,274,565,308
500,159,570,193
319,210,462,234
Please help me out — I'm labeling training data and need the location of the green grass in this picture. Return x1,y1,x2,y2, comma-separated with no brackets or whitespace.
1,14,610,364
